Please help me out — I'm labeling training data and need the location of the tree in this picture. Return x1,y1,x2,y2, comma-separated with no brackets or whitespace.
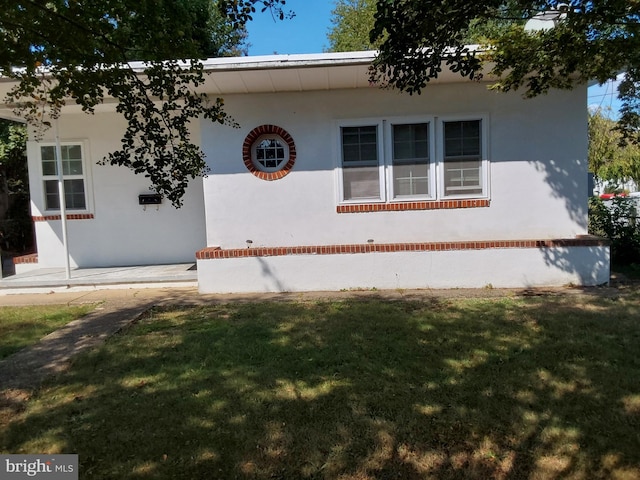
368,1,640,142
589,108,640,187
0,0,254,207
327,0,519,53
0,120,31,253
328,0,380,52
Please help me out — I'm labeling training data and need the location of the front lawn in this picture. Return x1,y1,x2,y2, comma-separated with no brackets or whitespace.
1,292,639,479
0,304,96,360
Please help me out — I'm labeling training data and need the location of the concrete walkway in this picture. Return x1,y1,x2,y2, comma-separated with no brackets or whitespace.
0,263,197,294
0,287,205,390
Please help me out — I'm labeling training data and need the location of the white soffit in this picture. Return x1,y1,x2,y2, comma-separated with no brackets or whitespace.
0,49,491,114
200,51,376,94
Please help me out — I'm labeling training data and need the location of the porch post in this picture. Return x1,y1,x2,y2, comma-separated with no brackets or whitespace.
54,118,71,280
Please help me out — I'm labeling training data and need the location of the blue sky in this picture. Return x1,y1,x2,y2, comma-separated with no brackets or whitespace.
245,1,621,115
245,0,334,55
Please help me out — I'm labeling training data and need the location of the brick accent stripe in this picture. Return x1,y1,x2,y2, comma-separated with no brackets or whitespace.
32,214,94,222
337,199,490,213
196,237,609,260
243,124,296,181
12,253,38,264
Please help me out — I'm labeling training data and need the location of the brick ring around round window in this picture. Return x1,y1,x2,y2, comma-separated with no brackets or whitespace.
242,125,296,180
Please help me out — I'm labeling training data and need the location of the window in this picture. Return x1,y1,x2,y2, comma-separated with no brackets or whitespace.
337,116,486,203
40,143,88,211
242,125,297,181
391,123,430,198
443,120,482,195
341,125,380,200
253,136,288,172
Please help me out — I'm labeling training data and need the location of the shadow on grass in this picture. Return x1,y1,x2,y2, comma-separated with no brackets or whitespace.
1,294,639,479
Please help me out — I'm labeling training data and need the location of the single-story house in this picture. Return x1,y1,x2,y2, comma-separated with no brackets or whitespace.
0,51,610,292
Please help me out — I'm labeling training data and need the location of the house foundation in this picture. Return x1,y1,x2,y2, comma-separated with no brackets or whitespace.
196,237,610,293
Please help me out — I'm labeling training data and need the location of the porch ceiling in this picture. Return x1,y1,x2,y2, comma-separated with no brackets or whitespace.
0,50,491,116
200,60,374,94
196,51,481,94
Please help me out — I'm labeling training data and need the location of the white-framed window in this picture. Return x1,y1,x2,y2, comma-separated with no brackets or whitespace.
389,121,432,199
252,135,289,172
439,118,487,197
337,115,487,203
39,142,91,212
340,123,383,201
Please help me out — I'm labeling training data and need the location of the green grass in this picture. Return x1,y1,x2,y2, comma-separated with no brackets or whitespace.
0,304,96,360
2,292,640,479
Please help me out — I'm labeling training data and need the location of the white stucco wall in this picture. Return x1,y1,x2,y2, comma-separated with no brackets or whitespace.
197,245,610,293
27,112,206,268
200,82,588,250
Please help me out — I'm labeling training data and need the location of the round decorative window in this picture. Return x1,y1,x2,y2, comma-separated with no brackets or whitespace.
243,125,296,180
253,136,288,171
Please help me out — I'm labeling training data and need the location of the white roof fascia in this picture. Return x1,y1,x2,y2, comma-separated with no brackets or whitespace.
125,51,379,74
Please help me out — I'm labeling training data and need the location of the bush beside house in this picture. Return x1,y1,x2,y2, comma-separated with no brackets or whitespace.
589,196,640,267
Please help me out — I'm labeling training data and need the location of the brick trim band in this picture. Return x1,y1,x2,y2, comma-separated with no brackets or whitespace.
32,214,94,222
242,124,296,181
196,237,609,260
337,199,490,213
12,253,38,264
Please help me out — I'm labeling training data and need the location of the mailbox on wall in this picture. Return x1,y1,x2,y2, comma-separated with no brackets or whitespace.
138,194,162,205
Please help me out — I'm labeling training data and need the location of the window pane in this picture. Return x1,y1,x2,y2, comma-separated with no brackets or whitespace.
444,159,482,195
393,163,429,197
63,159,83,175
341,125,380,200
254,137,286,170
393,124,412,142
43,179,86,210
41,146,58,176
392,123,429,198
444,120,481,157
65,179,86,209
341,126,378,165
62,145,82,160
342,129,361,145
443,120,482,195
41,144,84,175
41,146,55,161
445,138,463,157
42,160,57,176
360,143,378,162
343,166,380,200
44,180,60,210
462,136,480,156
393,123,429,162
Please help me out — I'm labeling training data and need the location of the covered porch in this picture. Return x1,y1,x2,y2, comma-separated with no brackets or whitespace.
0,262,197,294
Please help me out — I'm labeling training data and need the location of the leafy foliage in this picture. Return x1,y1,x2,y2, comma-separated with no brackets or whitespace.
368,1,640,142
0,121,27,196
328,0,381,52
328,0,523,53
0,120,31,254
95,61,233,207
0,0,250,207
589,196,640,265
589,109,640,186
218,0,293,25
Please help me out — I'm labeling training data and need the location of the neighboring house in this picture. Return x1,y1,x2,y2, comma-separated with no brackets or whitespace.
0,51,610,292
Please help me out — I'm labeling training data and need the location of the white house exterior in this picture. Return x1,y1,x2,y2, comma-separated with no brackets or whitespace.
0,51,610,292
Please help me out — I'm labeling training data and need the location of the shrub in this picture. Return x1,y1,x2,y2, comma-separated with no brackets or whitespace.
589,196,640,265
